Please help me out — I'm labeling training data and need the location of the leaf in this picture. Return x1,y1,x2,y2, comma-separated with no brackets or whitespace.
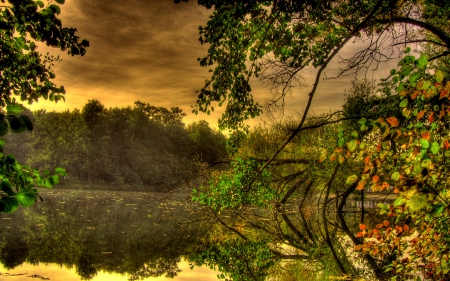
0,181,14,196
347,139,358,152
359,224,367,230
6,104,25,114
383,220,390,227
345,175,358,185
391,172,401,181
399,99,408,108
55,167,67,176
372,175,379,183
420,139,430,149
19,115,33,131
409,72,421,86
435,70,444,83
430,141,439,155
36,0,44,8
16,188,36,207
49,4,61,15
0,197,18,213
416,110,425,120
386,117,399,127
432,204,445,215
417,55,428,70
55,0,65,4
356,180,366,190
7,115,22,132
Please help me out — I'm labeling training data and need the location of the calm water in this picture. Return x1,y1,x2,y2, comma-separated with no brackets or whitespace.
0,189,219,281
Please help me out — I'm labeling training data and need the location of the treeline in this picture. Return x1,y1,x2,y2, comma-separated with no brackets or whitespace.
4,100,227,191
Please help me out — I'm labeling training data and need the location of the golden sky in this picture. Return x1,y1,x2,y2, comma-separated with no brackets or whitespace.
28,0,399,128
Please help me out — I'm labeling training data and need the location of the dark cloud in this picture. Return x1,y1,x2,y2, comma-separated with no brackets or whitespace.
29,1,396,128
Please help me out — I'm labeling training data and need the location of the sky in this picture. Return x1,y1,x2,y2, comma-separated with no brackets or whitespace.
29,0,399,128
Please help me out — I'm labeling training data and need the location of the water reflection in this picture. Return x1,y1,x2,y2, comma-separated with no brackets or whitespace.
0,189,216,280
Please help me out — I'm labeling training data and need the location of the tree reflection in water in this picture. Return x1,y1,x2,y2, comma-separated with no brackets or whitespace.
0,189,197,280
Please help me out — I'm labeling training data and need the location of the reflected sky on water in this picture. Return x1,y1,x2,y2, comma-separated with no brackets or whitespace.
0,189,219,281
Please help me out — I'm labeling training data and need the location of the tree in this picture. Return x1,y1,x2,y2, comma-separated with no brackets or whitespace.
0,0,88,213
177,0,450,279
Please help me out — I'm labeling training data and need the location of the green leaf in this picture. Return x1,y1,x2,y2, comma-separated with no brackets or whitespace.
48,4,61,15
435,70,444,83
417,55,428,70
431,141,439,155
420,139,429,149
393,196,405,207
16,188,36,207
36,0,44,8
19,115,33,131
55,167,67,176
399,99,408,108
391,172,401,181
0,181,14,196
347,139,358,152
6,104,25,114
51,175,60,185
0,197,18,213
7,115,22,132
55,0,65,4
345,175,358,185
409,72,421,86
432,204,446,215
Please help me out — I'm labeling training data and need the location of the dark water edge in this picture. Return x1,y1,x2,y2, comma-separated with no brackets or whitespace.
0,188,218,281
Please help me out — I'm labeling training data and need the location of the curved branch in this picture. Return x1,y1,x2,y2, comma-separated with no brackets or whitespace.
380,17,450,48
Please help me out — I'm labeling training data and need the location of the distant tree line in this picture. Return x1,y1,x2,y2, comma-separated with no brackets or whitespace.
3,100,227,191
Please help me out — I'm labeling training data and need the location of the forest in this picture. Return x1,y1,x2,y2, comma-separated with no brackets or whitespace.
3,100,227,191
2,0,450,281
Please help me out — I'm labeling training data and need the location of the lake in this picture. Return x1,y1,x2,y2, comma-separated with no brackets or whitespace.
0,189,220,281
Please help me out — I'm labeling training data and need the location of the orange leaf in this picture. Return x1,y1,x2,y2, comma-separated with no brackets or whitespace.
383,220,390,227
376,142,382,151
440,89,449,99
363,165,370,174
356,180,366,191
380,182,390,191
403,224,409,232
359,224,367,230
428,112,435,123
395,225,403,233
440,109,445,119
444,140,450,150
416,110,425,120
364,155,370,165
372,175,379,183
330,154,336,161
421,131,430,141
373,229,379,234
394,187,400,193
354,245,362,251
356,231,364,238
386,117,399,127
376,223,383,229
